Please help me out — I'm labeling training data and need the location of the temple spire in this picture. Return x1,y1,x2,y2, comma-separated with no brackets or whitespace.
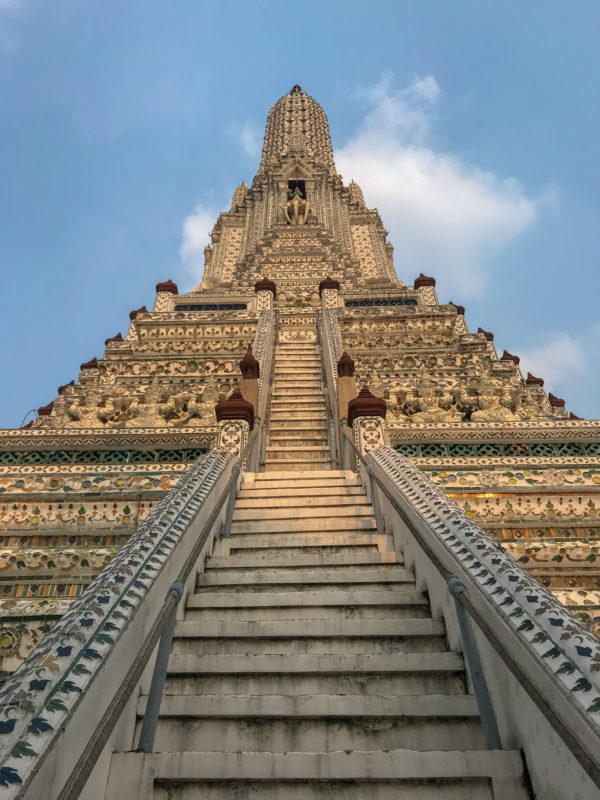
258,85,336,174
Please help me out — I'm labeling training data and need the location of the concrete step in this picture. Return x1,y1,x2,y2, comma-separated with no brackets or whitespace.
238,485,364,497
268,429,328,437
164,652,467,697
221,533,386,552
139,692,480,718
205,553,399,570
185,592,427,621
229,516,377,534
272,379,322,385
234,494,370,509
221,532,381,549
269,420,329,429
264,461,332,472
171,635,447,657
188,589,422,608
264,450,331,463
268,411,327,420
251,469,350,480
242,470,364,488
231,503,373,520
267,436,329,448
135,709,485,754
173,618,444,639
235,496,373,513
270,400,326,409
107,750,529,799
184,605,427,622
272,391,325,399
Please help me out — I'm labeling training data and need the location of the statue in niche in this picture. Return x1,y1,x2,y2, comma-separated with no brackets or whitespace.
284,185,311,225
470,377,517,422
125,382,169,428
164,385,205,427
67,388,110,428
409,376,460,423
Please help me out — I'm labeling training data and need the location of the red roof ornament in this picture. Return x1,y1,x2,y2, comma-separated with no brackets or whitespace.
254,278,276,296
105,333,123,346
57,380,75,395
80,357,99,370
500,350,520,366
477,327,494,342
449,301,465,316
129,306,148,321
525,372,544,387
319,276,340,296
37,402,54,416
347,385,387,427
413,273,436,289
215,386,254,428
569,412,583,420
337,351,355,378
155,279,178,294
239,345,260,379
548,393,565,408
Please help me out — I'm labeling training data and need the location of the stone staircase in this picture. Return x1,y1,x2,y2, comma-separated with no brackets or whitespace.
106,470,530,799
264,339,331,471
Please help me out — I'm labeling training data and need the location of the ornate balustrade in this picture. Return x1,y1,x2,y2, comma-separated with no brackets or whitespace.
0,447,234,798
362,443,600,799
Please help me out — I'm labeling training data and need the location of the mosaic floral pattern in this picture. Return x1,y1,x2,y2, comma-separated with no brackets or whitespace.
0,447,231,794
371,446,600,728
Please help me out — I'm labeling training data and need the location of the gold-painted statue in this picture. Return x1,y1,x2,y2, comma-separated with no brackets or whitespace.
284,186,311,225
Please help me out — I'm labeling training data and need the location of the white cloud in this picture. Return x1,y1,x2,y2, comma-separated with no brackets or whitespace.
179,203,216,282
518,332,586,385
229,120,261,158
336,73,551,298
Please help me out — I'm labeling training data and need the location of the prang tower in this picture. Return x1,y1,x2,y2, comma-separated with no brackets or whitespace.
1,84,599,678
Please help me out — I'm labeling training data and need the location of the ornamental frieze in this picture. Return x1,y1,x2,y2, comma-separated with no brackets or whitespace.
0,468,184,497
423,465,600,490
0,499,155,529
451,492,599,524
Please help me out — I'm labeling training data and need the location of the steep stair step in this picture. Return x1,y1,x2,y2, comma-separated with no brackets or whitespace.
229,517,378,534
107,749,529,799
205,553,399,570
231,503,373,520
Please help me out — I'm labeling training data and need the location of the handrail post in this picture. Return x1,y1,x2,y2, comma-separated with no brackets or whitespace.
448,577,502,750
366,463,384,534
341,421,350,470
137,581,184,753
249,418,260,472
222,463,241,538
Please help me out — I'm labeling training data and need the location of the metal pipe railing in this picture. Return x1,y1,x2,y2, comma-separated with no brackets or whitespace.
316,309,341,469
341,425,600,786
258,311,278,472
58,429,259,799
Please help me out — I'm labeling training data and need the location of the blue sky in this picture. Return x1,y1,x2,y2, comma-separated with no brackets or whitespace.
1,0,598,425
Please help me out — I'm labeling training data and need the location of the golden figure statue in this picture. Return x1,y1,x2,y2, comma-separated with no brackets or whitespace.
284,186,311,225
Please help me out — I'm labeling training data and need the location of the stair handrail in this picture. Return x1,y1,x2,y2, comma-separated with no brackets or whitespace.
257,309,278,471
251,308,276,472
342,425,600,794
0,435,257,800
315,308,341,469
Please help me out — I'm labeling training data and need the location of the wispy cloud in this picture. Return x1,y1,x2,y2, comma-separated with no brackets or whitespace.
229,120,262,158
518,332,586,385
517,325,599,413
336,73,554,299
179,203,216,282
